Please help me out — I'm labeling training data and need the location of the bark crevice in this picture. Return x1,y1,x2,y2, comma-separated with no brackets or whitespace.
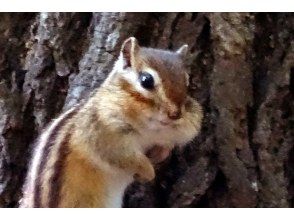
0,12,293,207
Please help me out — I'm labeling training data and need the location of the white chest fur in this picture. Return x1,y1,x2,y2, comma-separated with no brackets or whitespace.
104,168,133,207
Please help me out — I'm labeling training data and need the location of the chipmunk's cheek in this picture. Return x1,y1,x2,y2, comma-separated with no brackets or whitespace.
144,113,172,130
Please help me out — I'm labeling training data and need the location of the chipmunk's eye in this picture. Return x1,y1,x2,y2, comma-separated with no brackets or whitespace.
139,72,154,90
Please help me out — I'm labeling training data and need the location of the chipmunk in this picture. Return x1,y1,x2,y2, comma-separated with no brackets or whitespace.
19,37,203,208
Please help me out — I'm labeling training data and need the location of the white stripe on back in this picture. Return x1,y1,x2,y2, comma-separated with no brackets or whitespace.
22,107,77,206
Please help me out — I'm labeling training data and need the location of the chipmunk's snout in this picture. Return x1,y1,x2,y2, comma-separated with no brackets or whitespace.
167,109,181,120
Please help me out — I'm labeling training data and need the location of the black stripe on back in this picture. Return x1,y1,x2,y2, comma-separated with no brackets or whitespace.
48,126,72,207
33,107,79,207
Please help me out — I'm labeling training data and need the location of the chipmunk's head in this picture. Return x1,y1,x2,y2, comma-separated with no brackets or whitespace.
109,37,190,131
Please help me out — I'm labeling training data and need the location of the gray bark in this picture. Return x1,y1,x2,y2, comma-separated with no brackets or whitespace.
0,12,293,207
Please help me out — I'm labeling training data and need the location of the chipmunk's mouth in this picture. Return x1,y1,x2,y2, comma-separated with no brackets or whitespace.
159,120,171,126
147,116,174,129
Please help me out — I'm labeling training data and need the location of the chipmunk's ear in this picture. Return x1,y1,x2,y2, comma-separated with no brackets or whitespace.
176,44,188,59
120,37,140,69
176,44,189,85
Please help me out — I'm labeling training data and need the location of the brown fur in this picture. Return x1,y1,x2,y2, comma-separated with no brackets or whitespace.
20,37,203,208
34,108,79,207
59,149,107,208
118,78,155,122
119,78,155,107
139,48,187,107
48,126,72,207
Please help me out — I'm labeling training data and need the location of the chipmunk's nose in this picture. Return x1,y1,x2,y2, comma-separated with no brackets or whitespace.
167,109,181,120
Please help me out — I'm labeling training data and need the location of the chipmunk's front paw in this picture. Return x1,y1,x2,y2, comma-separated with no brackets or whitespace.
134,159,155,183
147,146,171,164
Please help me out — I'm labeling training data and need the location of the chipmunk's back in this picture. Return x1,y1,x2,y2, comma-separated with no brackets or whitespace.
20,107,79,207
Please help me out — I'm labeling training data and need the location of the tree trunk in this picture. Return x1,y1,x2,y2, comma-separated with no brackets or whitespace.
0,12,293,208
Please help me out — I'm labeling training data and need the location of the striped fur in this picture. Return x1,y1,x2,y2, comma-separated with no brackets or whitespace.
20,37,203,208
20,107,79,207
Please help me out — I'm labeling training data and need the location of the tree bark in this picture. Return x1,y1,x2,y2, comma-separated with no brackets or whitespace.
0,12,293,208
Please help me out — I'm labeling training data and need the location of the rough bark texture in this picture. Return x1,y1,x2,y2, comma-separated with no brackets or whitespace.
0,12,293,208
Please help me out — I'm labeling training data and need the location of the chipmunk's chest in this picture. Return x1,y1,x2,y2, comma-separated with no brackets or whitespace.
59,149,133,208
104,168,133,207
